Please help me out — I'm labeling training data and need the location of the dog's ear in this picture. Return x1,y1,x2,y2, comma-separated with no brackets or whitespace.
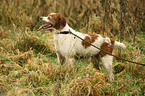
59,15,66,29
54,14,66,30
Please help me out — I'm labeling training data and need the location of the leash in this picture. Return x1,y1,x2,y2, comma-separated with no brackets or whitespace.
67,30,145,66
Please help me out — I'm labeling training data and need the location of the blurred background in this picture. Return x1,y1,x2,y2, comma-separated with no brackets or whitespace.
1,0,144,36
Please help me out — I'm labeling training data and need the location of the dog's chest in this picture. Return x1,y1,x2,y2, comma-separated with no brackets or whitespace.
53,34,81,51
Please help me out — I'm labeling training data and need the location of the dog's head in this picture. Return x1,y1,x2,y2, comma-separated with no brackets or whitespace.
37,13,66,31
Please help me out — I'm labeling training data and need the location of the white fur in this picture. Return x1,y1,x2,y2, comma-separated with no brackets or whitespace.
114,41,126,48
54,24,104,58
53,24,115,81
40,13,126,82
100,55,114,82
40,17,49,22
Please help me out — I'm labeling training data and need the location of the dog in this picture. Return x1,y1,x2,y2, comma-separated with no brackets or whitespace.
37,13,126,82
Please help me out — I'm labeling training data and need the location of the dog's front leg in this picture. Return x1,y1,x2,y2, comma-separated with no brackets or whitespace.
56,51,65,65
66,57,76,76
65,57,75,67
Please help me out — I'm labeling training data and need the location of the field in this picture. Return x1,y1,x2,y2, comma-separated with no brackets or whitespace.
0,0,145,96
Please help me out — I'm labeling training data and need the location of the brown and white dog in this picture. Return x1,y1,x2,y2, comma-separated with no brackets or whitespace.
37,13,126,82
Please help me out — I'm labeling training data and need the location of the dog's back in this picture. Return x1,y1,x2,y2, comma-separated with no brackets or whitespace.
37,13,126,82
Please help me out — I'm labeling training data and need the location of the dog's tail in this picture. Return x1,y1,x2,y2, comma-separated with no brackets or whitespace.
114,41,126,48
104,37,126,48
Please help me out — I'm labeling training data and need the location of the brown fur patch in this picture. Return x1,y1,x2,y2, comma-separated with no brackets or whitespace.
91,38,115,69
99,39,115,57
49,13,66,30
82,35,98,48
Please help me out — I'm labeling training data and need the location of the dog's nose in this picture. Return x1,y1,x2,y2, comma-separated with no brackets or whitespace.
40,17,43,20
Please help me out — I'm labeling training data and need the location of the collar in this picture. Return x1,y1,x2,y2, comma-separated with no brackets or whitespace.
56,31,71,34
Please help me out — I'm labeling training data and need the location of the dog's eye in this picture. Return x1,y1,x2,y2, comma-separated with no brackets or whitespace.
48,17,51,19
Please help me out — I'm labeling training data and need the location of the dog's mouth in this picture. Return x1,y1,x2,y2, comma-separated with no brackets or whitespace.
36,24,53,31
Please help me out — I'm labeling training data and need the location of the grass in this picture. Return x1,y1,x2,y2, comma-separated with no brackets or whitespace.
0,0,145,95
0,27,144,96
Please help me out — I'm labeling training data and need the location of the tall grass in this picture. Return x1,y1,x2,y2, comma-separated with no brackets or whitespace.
1,0,144,34
0,0,145,95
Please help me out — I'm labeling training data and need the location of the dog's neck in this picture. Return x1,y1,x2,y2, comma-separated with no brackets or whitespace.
53,23,74,34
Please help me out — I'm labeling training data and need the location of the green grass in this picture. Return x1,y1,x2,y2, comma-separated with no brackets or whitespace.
0,28,144,96
0,0,145,95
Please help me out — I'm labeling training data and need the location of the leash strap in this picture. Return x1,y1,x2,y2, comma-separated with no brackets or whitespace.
68,30,145,66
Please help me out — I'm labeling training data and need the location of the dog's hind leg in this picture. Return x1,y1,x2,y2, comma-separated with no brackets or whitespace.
100,55,114,82
91,54,101,71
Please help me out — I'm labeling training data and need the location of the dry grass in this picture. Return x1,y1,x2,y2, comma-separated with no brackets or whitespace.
0,0,145,95
60,65,110,96
0,28,144,95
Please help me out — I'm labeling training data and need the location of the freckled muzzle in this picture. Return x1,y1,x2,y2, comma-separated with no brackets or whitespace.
37,16,53,31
